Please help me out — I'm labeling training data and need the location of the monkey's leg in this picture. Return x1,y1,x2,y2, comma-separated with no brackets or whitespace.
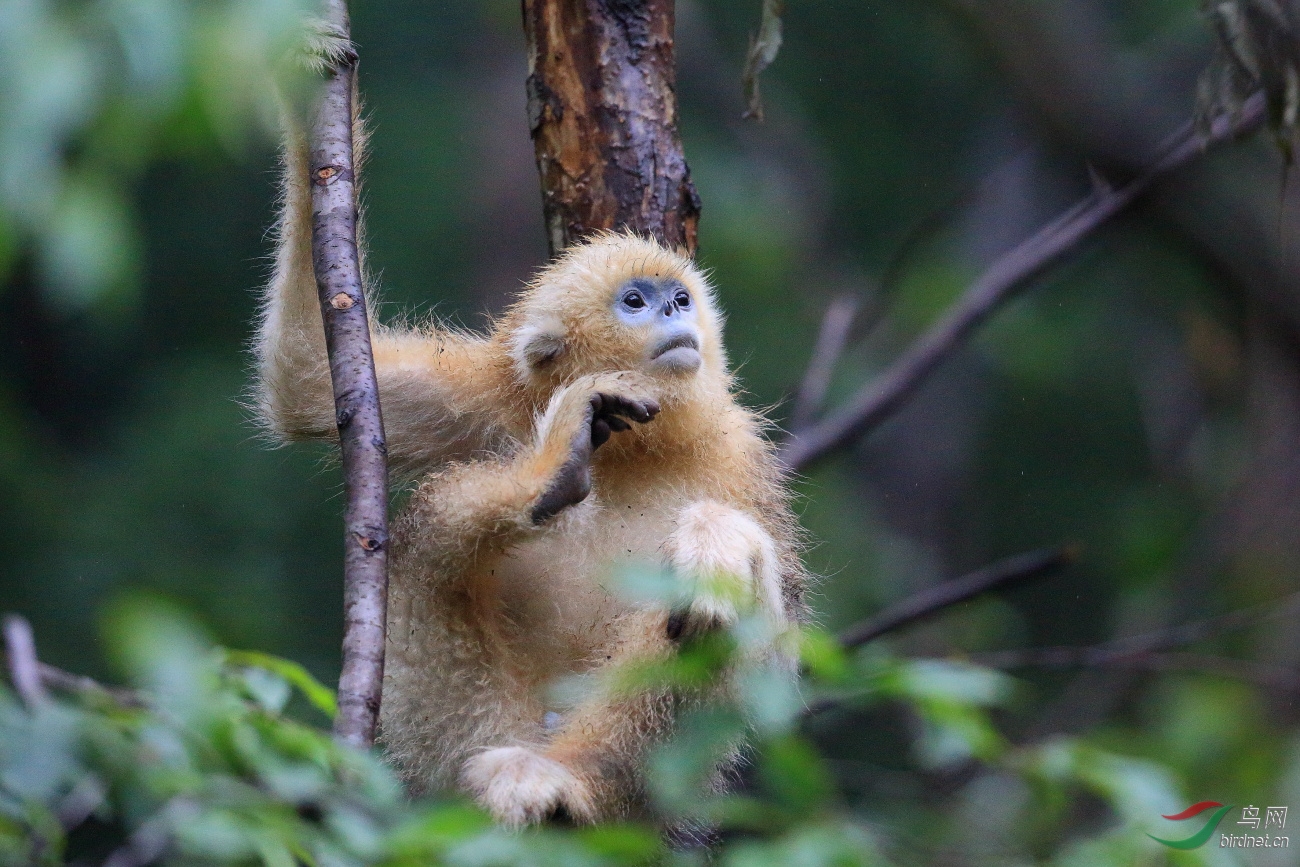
462,501,791,826
382,373,659,794
460,609,675,827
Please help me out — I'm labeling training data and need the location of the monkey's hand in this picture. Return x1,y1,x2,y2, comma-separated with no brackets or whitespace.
530,373,660,524
663,502,787,641
461,747,596,827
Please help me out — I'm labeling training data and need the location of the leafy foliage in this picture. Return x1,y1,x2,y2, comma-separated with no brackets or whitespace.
3,1,1299,866
1,596,1269,866
0,0,310,309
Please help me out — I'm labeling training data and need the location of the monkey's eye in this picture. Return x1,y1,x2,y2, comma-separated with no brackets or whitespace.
673,290,691,308
622,291,647,310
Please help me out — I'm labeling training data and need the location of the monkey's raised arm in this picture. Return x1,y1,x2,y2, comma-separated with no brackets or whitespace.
254,108,510,478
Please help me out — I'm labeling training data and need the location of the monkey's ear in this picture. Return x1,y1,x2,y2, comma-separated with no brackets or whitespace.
509,315,568,380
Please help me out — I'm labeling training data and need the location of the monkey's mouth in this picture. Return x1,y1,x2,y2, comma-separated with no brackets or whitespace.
649,333,702,373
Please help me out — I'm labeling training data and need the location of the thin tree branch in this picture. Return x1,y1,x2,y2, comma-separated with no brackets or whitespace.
808,573,1299,720
2,614,47,708
982,588,1300,668
310,0,389,749
3,612,147,707
37,662,145,708
1106,590,1300,656
963,590,1300,698
779,92,1268,473
969,648,1300,692
741,0,785,121
838,546,1075,650
792,295,860,431
805,550,1063,714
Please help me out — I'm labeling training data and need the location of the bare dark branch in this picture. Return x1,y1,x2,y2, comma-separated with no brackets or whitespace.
981,588,1300,672
3,612,143,710
1105,590,1300,656
964,589,1300,693
742,0,786,121
805,549,1072,718
808,566,1299,720
970,649,1300,693
311,0,390,749
838,547,1075,650
779,92,1268,473
3,614,47,708
792,295,860,431
38,662,146,708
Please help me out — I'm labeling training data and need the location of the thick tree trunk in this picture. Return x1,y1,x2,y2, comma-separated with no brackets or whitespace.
522,0,701,255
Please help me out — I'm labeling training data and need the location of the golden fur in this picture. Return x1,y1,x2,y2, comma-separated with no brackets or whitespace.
255,54,809,826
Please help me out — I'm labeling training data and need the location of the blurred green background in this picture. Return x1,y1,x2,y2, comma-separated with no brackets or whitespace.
4,0,1300,862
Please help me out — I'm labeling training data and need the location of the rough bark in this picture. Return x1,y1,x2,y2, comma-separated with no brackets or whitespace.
311,0,390,749
523,0,701,255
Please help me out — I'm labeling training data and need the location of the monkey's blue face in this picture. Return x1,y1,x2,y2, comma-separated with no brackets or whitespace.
613,277,702,375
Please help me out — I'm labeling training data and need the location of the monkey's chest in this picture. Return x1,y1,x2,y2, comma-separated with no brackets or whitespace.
489,498,674,671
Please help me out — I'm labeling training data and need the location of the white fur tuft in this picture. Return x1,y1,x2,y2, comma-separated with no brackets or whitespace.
461,747,595,827
665,502,787,631
508,314,568,382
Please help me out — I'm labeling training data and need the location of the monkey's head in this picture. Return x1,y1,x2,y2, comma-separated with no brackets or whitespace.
501,232,728,401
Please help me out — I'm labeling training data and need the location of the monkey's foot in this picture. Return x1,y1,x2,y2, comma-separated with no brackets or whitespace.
666,576,744,641
461,747,597,827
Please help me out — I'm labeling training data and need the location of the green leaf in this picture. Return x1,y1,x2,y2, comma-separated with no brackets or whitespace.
648,707,747,815
224,650,338,720
37,172,140,311
887,658,1014,706
384,802,492,857
573,823,663,863
798,629,850,685
757,735,834,815
102,593,217,714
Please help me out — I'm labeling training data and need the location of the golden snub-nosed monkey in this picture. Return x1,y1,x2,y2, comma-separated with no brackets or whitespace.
255,29,809,828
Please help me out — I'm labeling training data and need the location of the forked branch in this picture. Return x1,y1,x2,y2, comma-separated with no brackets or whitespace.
781,92,1267,473
3,613,143,708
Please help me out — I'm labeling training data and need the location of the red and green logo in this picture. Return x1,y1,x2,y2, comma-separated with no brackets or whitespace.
1148,801,1234,849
